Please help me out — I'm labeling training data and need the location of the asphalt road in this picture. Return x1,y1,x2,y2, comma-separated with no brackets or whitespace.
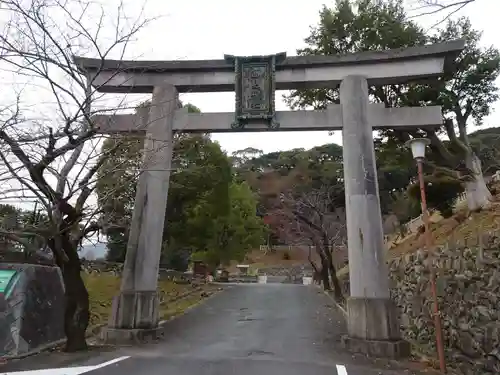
2,284,433,375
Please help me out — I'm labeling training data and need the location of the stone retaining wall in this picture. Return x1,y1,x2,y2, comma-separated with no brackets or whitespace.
340,237,500,375
81,261,193,281
258,265,311,283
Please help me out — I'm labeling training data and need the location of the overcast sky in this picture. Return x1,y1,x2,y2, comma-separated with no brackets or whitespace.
113,0,500,155
73,0,496,254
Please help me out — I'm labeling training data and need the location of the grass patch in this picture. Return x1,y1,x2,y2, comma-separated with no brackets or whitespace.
161,290,213,320
83,273,217,331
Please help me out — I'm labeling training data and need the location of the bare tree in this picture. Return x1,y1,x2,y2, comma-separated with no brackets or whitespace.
0,0,151,351
276,186,346,301
410,0,476,27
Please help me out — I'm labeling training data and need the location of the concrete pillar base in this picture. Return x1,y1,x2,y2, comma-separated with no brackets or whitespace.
109,290,160,329
343,297,410,358
101,290,161,344
100,325,165,345
346,297,401,340
341,336,411,359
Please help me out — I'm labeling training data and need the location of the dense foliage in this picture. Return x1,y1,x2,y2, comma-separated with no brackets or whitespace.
237,126,500,236
96,105,266,271
408,176,465,218
286,0,500,211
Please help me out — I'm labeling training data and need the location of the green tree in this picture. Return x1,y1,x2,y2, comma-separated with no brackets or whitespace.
96,103,207,263
97,132,233,265
97,103,264,270
286,0,500,211
190,181,266,271
425,18,500,210
97,135,143,262
161,135,233,267
408,175,464,218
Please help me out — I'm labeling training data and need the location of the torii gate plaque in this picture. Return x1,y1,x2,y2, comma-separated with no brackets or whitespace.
75,39,464,357
224,53,286,130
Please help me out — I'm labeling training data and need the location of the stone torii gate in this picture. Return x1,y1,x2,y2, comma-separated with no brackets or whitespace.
75,39,463,357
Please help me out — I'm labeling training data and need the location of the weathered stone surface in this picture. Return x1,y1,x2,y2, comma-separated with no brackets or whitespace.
100,324,165,345
340,236,500,374
108,290,160,330
341,335,411,359
0,263,65,357
81,260,194,282
258,265,309,283
346,297,402,341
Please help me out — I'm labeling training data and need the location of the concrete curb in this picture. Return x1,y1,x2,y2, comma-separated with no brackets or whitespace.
0,339,67,361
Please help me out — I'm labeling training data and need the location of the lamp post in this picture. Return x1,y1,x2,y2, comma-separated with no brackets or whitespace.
406,138,447,374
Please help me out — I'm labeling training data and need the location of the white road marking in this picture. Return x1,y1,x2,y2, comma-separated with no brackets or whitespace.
91,357,130,370
336,364,348,375
0,366,95,375
0,356,130,375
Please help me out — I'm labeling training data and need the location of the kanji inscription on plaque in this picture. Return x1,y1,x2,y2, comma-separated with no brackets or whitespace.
224,53,286,130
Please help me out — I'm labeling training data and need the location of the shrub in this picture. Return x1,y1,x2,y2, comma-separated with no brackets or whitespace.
486,179,498,196
408,175,464,218
389,190,422,223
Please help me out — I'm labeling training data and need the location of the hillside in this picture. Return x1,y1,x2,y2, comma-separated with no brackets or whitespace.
241,128,500,276
334,182,500,282
227,246,320,273
388,190,500,257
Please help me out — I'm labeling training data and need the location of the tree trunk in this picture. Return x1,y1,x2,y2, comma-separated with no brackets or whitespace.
49,235,89,352
465,153,492,211
319,256,331,290
325,250,343,301
311,242,330,290
307,246,318,271
308,257,321,284
321,234,344,301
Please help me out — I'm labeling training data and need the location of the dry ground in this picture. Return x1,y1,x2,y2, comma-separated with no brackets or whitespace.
226,246,319,273
83,273,219,332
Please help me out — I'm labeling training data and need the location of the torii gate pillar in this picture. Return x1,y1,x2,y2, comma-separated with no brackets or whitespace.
102,85,177,343
340,75,410,357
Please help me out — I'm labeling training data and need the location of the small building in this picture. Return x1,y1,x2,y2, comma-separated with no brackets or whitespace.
192,260,208,278
236,264,250,275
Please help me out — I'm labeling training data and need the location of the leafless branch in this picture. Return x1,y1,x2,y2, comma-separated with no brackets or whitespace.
409,0,476,29
0,0,153,265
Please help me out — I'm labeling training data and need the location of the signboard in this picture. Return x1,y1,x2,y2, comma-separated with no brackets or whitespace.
224,53,286,130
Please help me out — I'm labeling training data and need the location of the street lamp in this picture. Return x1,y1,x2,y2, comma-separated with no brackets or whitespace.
406,138,447,374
